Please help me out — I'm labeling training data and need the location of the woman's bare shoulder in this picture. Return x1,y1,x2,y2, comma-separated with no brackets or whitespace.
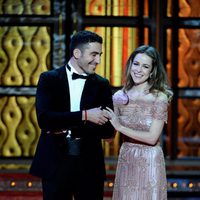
152,91,168,104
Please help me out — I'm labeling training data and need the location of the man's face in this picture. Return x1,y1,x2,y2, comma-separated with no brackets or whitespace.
76,42,102,74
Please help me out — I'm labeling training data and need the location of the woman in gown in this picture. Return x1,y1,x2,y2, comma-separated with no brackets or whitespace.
106,45,173,200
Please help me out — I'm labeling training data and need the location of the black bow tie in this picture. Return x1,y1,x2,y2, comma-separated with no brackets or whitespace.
72,73,88,80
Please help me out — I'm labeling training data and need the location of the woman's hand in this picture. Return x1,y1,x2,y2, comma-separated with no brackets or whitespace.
104,107,121,131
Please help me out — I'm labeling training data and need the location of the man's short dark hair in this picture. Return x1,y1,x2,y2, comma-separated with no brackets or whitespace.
70,30,103,56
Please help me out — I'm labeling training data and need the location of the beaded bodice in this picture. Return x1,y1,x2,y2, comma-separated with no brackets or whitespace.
113,90,168,132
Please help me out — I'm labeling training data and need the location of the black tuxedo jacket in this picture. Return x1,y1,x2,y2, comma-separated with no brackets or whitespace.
30,66,115,180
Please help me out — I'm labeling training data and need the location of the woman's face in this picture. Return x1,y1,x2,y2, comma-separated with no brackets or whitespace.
130,53,153,85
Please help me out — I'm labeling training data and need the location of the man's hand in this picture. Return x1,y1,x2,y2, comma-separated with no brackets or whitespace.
86,107,110,125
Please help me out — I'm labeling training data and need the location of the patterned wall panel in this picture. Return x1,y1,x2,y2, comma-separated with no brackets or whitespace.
85,0,138,16
0,25,51,158
0,0,68,161
85,0,150,16
177,99,200,157
168,0,200,17
0,0,50,15
166,0,200,159
178,28,200,87
0,26,50,86
0,96,39,157
179,0,200,17
166,27,200,157
177,0,200,156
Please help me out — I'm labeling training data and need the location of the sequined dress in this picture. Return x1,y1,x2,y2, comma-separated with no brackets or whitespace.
112,90,168,200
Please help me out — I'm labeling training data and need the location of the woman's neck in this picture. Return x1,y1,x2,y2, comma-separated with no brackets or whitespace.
133,82,150,93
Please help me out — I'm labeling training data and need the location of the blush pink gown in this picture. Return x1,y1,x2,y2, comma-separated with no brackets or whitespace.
112,90,168,200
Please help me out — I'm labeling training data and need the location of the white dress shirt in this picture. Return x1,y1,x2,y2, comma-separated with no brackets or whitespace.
66,62,87,112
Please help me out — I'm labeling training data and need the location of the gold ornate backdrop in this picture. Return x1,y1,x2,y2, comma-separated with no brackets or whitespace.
0,0,199,162
0,0,51,158
166,0,200,158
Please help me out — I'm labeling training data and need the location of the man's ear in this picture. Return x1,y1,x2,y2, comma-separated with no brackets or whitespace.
73,49,81,59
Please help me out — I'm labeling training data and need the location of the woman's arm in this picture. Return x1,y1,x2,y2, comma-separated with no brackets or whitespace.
106,107,164,145
107,91,169,145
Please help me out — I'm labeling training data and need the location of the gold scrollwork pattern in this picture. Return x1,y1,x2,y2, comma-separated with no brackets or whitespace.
0,27,8,85
0,96,39,157
0,26,50,86
0,0,50,15
31,27,51,85
179,0,200,17
168,0,200,18
17,27,38,85
0,97,8,150
178,99,200,157
178,1,200,87
85,0,139,16
178,29,200,87
2,27,23,85
1,96,22,156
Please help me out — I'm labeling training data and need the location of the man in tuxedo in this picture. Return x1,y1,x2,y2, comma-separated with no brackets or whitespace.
30,30,115,200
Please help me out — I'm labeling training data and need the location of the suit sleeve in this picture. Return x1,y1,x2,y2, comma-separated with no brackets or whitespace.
82,79,115,139
36,72,82,131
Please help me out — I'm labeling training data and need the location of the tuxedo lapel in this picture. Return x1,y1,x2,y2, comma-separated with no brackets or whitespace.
57,66,71,111
80,74,97,109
